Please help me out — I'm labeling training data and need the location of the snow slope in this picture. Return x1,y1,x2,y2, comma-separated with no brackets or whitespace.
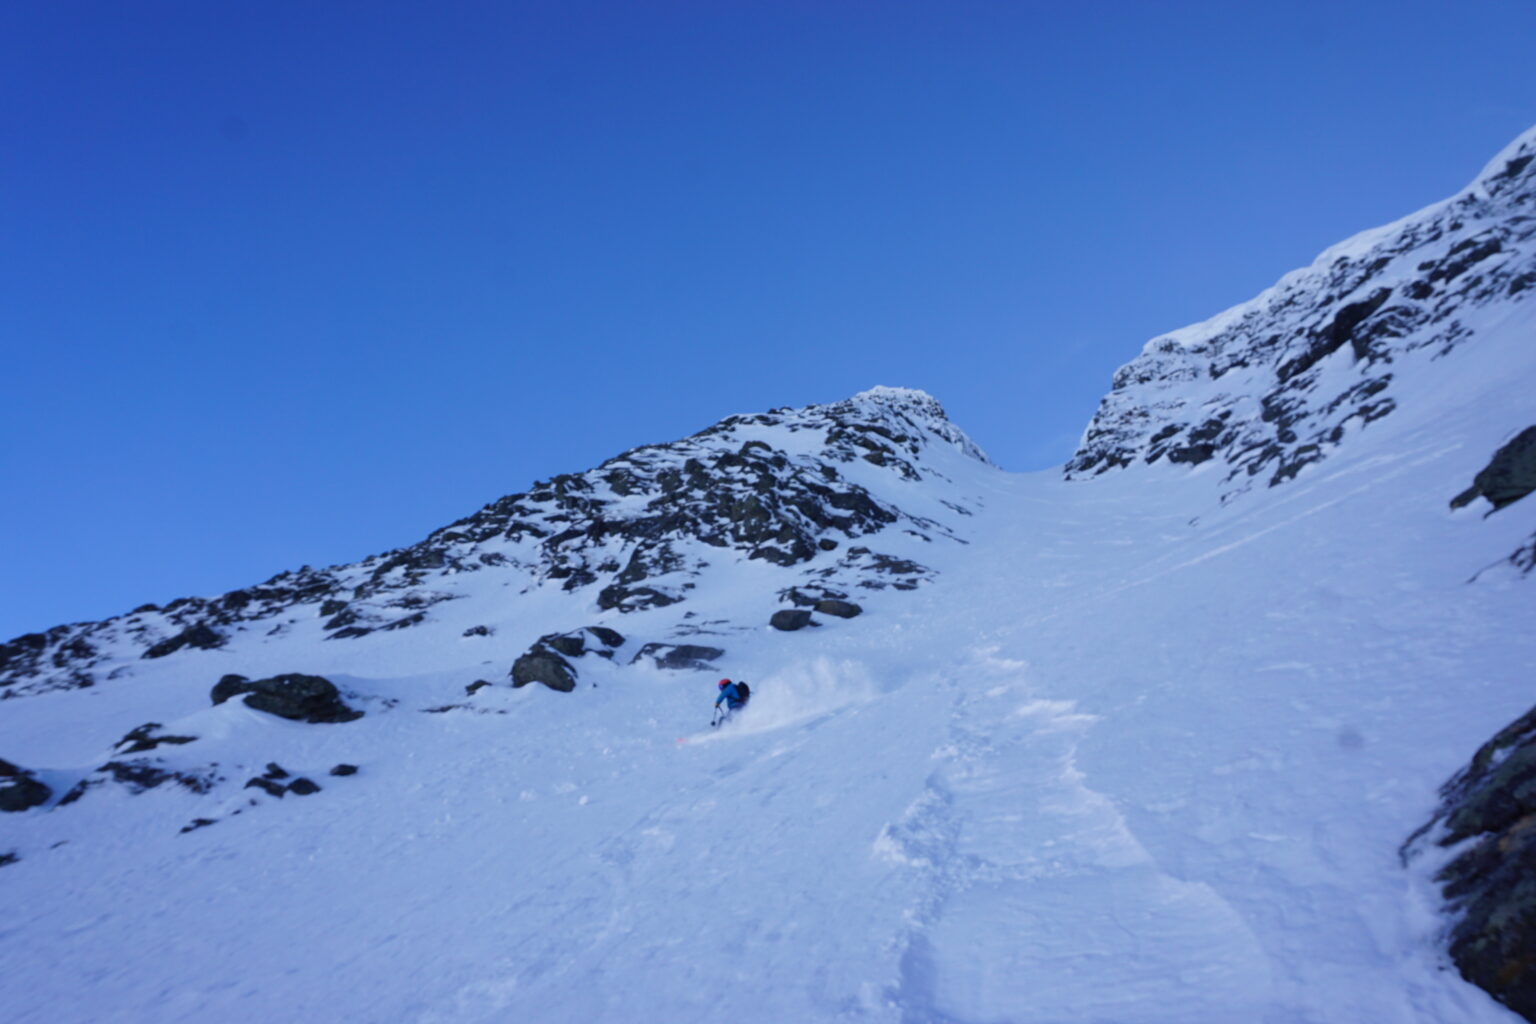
4,139,1536,1020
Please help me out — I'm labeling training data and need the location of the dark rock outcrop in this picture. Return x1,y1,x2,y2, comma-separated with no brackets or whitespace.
210,673,363,723
511,651,576,692
287,777,321,796
770,609,814,631
465,679,491,696
142,622,225,660
0,758,51,812
814,599,863,619
330,764,359,776
1404,702,1536,1020
629,643,725,670
1452,426,1536,511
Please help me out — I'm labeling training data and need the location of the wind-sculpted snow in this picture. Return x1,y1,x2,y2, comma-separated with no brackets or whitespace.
1069,126,1536,502
0,387,985,697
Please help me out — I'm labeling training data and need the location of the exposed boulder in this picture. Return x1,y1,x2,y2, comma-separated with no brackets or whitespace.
814,599,863,619
1451,426,1536,511
329,764,359,777
0,758,51,812
465,679,491,696
770,609,814,631
1404,701,1536,1020
210,673,363,724
510,627,627,692
511,651,576,692
630,643,725,670
287,777,321,796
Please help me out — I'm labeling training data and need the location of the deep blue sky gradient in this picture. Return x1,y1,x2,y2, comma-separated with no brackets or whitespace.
4,1,1535,638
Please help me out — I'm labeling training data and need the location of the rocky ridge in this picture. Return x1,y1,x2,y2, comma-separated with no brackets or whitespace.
1068,127,1536,502
0,387,987,698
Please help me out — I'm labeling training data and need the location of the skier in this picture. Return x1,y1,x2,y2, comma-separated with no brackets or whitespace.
712,678,750,726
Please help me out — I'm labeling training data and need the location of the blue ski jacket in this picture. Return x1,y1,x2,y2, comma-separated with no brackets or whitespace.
715,682,746,710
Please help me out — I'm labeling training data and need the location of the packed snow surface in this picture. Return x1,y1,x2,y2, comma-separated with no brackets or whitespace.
4,312,1534,1022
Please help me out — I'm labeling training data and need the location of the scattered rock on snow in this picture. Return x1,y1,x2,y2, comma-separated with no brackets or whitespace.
329,764,359,776
245,777,287,798
210,673,363,724
814,599,862,619
465,679,491,696
1404,700,1536,1020
114,722,197,754
770,609,814,631
287,777,321,796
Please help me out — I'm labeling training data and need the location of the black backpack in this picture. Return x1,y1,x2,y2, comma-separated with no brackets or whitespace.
736,681,750,703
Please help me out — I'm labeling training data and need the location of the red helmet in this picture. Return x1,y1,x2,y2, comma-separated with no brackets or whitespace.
719,678,730,689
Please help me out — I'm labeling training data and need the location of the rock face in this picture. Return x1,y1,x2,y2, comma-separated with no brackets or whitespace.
1452,426,1536,511
1068,129,1536,502
0,758,51,812
210,673,363,723
1404,702,1536,1020
1,387,983,698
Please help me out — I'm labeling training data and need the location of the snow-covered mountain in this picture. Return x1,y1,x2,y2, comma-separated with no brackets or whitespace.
2,129,1535,1024
1069,128,1535,508
0,386,987,698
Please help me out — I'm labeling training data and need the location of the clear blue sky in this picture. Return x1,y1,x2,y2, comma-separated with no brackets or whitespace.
3,1,1534,640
